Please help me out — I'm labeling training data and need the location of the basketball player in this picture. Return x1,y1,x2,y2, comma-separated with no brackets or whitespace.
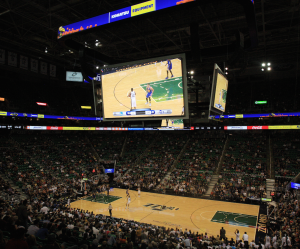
145,84,154,107
126,187,129,196
235,229,240,245
92,192,96,202
128,88,136,110
108,203,113,217
165,59,174,79
265,234,271,248
126,194,131,209
138,187,141,197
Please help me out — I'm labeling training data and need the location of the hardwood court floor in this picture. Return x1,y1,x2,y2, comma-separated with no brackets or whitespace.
102,59,184,118
71,189,259,241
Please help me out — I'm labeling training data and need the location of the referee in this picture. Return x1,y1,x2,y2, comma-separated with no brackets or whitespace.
108,204,113,217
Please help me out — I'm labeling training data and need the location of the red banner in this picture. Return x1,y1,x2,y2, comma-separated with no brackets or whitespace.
47,126,63,130
247,126,268,130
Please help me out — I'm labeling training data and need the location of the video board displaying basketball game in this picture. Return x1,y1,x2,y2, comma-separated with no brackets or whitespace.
101,54,188,121
210,64,228,114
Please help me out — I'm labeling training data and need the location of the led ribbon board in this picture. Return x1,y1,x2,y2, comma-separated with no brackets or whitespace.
57,0,195,38
210,112,300,119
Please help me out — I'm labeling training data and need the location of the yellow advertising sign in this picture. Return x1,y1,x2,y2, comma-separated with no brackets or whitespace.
269,125,291,130
131,0,155,17
63,127,79,130
0,112,7,116
63,127,96,131
235,114,243,118
38,114,44,118
81,106,92,109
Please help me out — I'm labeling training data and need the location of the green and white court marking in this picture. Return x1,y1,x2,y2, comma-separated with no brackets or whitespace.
140,77,183,102
211,211,257,228
84,194,122,204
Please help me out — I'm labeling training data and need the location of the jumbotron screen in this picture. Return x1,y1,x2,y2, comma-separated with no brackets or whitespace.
213,72,228,112
101,54,188,121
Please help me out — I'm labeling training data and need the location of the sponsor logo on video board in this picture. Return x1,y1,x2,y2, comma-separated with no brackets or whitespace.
131,0,155,17
110,7,131,22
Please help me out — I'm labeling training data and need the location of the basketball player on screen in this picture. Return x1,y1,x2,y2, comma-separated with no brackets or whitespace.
165,59,174,79
128,88,137,110
145,84,154,107
138,187,141,197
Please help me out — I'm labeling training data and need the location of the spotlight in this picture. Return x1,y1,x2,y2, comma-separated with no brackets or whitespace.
190,71,194,74
262,63,265,67
267,67,271,71
261,68,265,71
225,67,228,70
225,72,228,75
45,47,48,53
96,66,99,69
267,63,271,66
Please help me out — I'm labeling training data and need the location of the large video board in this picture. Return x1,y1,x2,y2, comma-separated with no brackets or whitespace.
101,54,188,121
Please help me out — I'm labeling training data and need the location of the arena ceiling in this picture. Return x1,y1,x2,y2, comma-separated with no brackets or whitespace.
0,0,299,79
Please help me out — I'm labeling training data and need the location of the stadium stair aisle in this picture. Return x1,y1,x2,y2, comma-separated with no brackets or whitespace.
11,136,41,169
215,135,229,175
156,138,191,190
0,172,28,201
134,133,159,166
204,175,219,197
266,179,275,199
85,136,101,162
265,135,275,199
120,135,128,157
209,133,268,201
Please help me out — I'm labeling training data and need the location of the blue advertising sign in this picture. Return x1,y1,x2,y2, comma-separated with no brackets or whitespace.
110,7,131,23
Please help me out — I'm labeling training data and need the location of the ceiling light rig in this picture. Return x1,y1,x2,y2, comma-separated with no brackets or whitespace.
261,62,271,71
225,67,229,75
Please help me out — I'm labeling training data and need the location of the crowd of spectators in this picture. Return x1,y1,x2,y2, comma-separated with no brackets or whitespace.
118,133,156,171
210,173,266,202
154,132,226,197
272,132,300,178
89,134,126,162
0,132,299,249
266,185,299,248
211,133,267,201
119,133,189,192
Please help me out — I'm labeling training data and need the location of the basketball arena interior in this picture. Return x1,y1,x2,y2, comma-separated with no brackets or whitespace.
0,0,300,248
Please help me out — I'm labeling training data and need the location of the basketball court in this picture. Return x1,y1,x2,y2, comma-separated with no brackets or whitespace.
102,59,184,118
71,188,259,241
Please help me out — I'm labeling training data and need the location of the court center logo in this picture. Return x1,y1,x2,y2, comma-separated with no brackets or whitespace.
144,203,179,211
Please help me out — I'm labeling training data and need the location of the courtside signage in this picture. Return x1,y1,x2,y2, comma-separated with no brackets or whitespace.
58,0,195,38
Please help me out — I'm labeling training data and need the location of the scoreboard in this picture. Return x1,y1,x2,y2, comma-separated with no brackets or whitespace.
113,109,172,117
